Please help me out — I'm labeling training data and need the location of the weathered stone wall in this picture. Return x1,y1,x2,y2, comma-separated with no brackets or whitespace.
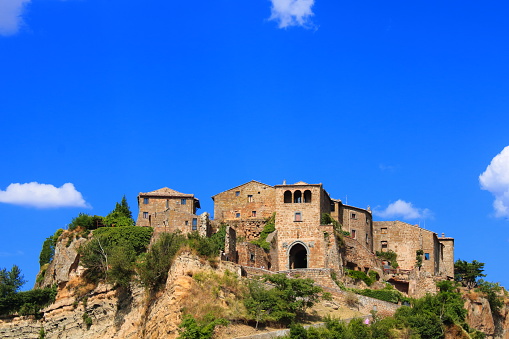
237,242,272,269
221,219,267,241
339,205,373,253
373,221,444,275
212,181,275,221
342,236,383,275
439,236,454,278
137,193,197,227
274,184,334,270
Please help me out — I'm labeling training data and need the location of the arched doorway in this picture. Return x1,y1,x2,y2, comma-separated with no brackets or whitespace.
289,243,308,269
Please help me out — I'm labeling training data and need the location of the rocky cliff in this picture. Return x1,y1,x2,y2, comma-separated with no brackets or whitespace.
1,233,241,339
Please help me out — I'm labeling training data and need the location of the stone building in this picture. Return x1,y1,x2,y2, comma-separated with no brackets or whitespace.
136,187,209,236
373,221,454,278
136,180,454,296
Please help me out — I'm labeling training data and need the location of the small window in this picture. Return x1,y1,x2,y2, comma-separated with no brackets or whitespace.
192,218,197,230
252,211,257,217
424,253,430,260
181,198,187,205
250,253,255,262
331,203,335,212
381,228,387,234
166,199,169,208
351,213,357,219
248,195,253,202
381,241,388,250
366,234,369,243
185,220,189,225
143,198,149,204
236,212,241,218
351,229,356,239
235,191,240,196
294,212,302,222
143,212,149,219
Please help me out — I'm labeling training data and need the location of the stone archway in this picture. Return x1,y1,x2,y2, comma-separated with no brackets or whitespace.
289,243,308,269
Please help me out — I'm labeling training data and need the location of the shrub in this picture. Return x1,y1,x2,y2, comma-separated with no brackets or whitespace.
139,232,186,291
345,269,374,286
39,229,64,267
251,213,276,252
178,314,228,339
352,285,408,304
375,250,399,269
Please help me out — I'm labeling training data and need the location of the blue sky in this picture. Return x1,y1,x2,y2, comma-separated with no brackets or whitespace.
1,0,509,289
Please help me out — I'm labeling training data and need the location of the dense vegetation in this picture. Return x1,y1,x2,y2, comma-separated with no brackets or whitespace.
0,265,57,316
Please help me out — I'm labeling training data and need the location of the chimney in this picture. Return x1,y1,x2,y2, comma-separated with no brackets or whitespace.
283,179,287,185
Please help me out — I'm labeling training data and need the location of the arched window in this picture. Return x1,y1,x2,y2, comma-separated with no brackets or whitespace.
294,190,302,203
303,190,312,203
284,190,292,203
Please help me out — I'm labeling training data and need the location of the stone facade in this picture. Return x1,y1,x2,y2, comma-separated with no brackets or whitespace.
137,180,455,297
373,221,453,277
136,187,208,236
212,181,276,221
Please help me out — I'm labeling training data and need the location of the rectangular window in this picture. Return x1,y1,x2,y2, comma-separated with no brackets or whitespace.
351,213,357,219
250,253,255,262
143,198,149,204
424,253,430,260
366,234,369,243
351,229,356,239
294,212,302,222
166,199,169,208
248,195,253,202
381,241,388,250
381,228,387,234
252,211,257,217
181,198,187,205
235,191,240,196
192,218,197,230
143,212,149,219
236,212,241,218
185,221,189,225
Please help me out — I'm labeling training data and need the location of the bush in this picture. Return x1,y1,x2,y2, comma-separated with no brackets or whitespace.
0,286,57,316
345,269,374,286
244,274,324,326
251,214,276,252
187,225,226,258
79,227,153,285
68,213,103,231
139,232,186,291
39,229,64,267
178,314,227,339
375,250,399,269
353,285,407,304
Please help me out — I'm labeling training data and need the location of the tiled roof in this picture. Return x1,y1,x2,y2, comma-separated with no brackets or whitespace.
139,187,194,198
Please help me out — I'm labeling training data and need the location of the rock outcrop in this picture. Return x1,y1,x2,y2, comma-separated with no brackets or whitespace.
1,247,240,339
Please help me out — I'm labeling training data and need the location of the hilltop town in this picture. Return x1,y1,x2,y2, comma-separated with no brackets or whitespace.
136,180,454,298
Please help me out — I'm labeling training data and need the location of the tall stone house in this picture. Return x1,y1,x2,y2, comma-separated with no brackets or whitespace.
137,180,454,296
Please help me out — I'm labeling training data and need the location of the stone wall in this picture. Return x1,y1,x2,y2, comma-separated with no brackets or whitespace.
212,181,275,221
339,205,373,253
439,236,454,278
342,236,383,275
373,221,445,275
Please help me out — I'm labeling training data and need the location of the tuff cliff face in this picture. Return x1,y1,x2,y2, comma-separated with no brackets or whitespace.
463,292,509,339
1,233,240,339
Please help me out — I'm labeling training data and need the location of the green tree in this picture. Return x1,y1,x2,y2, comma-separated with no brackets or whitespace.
244,274,324,326
103,196,134,227
0,265,26,298
39,229,64,267
454,260,486,289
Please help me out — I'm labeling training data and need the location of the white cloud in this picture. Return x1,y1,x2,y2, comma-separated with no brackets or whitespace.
269,0,315,29
374,199,431,220
479,146,509,218
0,0,31,36
0,182,90,208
